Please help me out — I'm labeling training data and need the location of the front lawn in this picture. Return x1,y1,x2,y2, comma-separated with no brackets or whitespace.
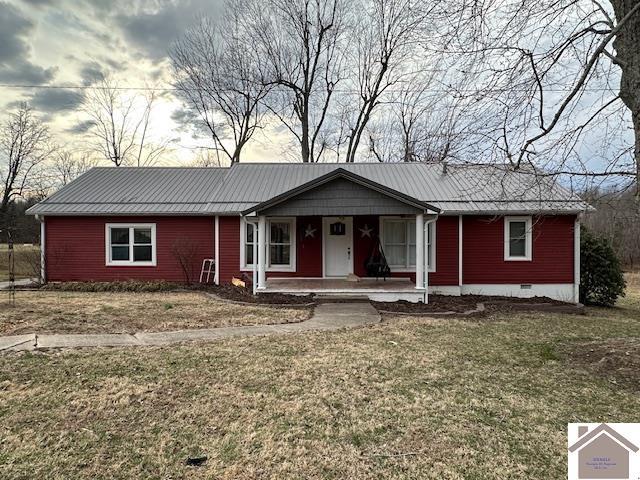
1,281,639,478
0,291,310,335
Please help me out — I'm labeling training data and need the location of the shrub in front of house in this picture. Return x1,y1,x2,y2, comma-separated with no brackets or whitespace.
43,280,181,293
580,226,626,307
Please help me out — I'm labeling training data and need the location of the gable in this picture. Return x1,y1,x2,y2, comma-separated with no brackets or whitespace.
260,177,423,216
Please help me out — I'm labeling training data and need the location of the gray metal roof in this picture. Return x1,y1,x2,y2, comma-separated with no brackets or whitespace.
27,163,590,216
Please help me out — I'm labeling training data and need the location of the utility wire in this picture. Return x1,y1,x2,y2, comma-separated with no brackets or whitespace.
0,83,619,94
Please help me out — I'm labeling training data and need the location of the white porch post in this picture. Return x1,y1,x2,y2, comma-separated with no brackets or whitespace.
214,216,219,285
574,216,581,304
257,215,266,289
415,213,424,291
39,216,46,284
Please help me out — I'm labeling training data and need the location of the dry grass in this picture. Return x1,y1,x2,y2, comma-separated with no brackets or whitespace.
0,244,39,282
1,284,639,478
0,291,310,335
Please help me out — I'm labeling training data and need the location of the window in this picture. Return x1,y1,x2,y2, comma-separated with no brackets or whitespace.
244,219,257,266
269,221,291,266
241,217,296,271
380,218,435,272
106,224,156,266
504,216,532,261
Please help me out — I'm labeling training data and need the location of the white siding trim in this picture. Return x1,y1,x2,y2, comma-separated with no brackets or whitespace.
214,216,220,285
40,218,46,283
458,215,463,286
461,283,575,302
574,217,580,304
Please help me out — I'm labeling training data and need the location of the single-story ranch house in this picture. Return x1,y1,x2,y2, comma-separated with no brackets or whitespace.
27,163,589,303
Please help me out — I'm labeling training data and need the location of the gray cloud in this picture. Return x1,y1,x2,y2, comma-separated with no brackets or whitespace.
117,0,223,61
0,63,57,84
22,0,57,6
28,88,84,112
0,3,33,62
0,2,57,84
67,119,95,133
79,61,105,85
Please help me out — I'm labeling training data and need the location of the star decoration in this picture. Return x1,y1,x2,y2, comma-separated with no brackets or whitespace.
359,224,373,238
304,224,317,238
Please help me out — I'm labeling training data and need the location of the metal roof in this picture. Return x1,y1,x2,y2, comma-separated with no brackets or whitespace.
27,163,591,216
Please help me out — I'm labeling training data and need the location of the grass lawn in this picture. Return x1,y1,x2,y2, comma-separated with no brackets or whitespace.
0,243,40,282
1,279,639,479
0,291,310,335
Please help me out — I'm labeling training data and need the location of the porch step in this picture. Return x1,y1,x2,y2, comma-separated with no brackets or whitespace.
314,294,372,303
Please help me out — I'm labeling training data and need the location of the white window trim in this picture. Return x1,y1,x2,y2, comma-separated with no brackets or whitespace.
240,217,296,272
504,216,533,261
105,223,157,266
379,216,436,273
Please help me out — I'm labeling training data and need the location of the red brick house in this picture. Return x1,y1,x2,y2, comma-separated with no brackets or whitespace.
27,163,589,303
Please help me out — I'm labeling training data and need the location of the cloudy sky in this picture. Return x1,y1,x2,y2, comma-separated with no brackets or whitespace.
0,0,288,165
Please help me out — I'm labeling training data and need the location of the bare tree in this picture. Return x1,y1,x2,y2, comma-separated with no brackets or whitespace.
171,10,271,164
0,104,52,227
249,0,347,162
82,77,166,167
342,0,432,163
51,149,98,187
444,0,640,196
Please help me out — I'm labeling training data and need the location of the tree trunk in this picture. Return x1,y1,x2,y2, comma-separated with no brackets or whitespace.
611,0,640,197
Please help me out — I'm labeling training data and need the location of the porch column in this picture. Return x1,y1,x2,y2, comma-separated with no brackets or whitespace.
415,213,424,290
257,215,267,289
574,216,580,304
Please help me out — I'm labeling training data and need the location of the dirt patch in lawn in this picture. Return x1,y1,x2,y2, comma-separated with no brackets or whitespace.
208,284,315,305
0,291,311,335
373,294,577,315
561,338,640,392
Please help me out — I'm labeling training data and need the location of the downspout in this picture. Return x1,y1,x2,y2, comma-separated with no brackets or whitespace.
574,214,581,304
252,222,258,295
214,216,220,285
423,217,437,304
36,214,45,284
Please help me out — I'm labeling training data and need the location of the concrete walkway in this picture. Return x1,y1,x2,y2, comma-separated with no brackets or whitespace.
0,278,36,290
0,302,380,352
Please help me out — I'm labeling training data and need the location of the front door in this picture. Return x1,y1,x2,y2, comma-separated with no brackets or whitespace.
323,217,353,277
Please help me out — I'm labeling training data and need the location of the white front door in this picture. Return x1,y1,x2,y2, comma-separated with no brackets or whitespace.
323,217,353,277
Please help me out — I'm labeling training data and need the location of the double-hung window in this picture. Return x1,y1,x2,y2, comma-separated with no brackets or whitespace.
106,224,156,266
381,218,435,272
504,216,532,261
241,217,296,271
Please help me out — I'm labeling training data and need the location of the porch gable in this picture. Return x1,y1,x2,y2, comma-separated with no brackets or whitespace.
242,168,439,217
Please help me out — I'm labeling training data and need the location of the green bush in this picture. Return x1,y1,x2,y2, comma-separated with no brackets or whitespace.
580,226,626,306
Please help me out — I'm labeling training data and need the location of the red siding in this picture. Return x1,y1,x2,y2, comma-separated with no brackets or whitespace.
462,215,575,284
45,216,214,282
219,216,324,282
46,213,575,286
430,216,459,286
218,216,241,283
208,214,462,285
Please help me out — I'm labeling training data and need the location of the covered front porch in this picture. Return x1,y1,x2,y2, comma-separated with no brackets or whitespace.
241,168,441,303
263,277,426,302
